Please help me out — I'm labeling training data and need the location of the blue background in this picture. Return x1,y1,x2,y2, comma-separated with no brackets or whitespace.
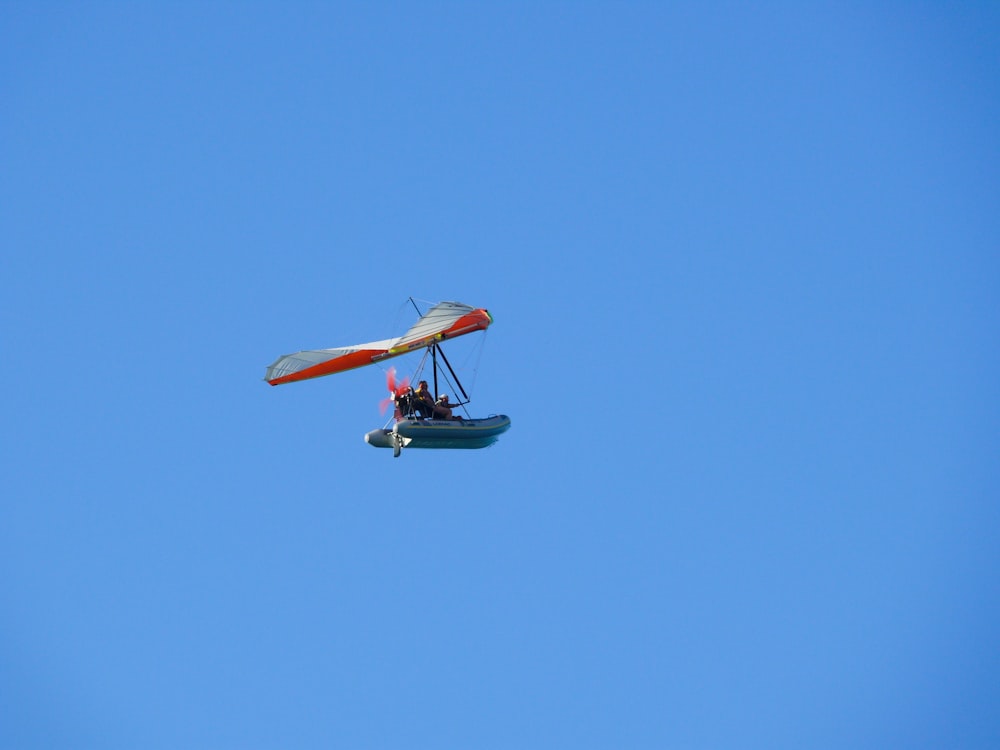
3,3,998,747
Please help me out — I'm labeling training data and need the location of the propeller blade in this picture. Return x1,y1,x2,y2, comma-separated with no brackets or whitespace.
381,367,411,414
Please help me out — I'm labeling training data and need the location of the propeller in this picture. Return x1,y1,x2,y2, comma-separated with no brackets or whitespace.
379,367,411,415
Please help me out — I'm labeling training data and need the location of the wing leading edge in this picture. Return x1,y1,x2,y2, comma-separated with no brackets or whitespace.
265,301,492,386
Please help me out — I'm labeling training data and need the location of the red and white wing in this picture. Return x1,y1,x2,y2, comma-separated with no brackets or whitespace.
264,337,397,386
265,301,493,386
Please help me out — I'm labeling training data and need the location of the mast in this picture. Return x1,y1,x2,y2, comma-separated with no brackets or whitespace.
432,344,438,400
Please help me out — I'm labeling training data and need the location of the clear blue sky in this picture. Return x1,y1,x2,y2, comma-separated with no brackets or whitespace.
3,2,999,748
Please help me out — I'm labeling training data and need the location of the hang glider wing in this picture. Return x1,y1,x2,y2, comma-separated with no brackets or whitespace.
265,301,493,386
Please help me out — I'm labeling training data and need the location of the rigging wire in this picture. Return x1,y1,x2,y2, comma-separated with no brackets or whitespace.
465,328,487,396
379,298,491,421
389,299,412,338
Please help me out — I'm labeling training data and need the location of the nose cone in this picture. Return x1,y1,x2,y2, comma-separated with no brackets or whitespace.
365,429,393,449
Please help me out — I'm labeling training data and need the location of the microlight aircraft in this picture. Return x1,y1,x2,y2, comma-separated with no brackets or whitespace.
265,300,511,457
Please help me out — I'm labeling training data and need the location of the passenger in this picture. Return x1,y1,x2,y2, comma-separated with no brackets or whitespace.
434,394,462,421
412,380,436,418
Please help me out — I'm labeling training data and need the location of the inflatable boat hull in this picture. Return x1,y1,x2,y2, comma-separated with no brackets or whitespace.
365,415,511,451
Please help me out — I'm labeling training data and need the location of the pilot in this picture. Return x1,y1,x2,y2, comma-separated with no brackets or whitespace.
412,380,436,418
